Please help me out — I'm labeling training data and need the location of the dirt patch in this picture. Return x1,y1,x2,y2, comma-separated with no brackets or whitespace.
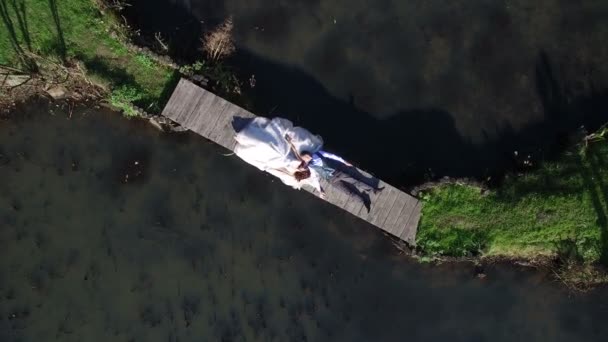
1,59,106,113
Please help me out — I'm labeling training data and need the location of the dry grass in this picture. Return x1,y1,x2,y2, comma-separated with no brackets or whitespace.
202,17,235,61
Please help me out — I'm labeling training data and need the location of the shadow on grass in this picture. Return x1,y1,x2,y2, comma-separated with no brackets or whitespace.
1,0,67,70
585,148,608,265
9,0,30,50
47,0,66,61
80,55,138,86
81,55,180,112
156,69,181,110
0,0,36,70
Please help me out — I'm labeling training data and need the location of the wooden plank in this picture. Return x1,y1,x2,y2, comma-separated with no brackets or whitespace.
216,108,254,149
206,105,236,143
192,96,223,134
366,187,393,225
355,181,384,219
343,185,368,216
174,89,201,127
322,182,340,202
377,190,400,230
200,99,231,137
161,79,191,120
162,80,203,123
211,106,242,145
381,193,409,235
179,81,205,123
401,202,422,244
187,93,213,132
326,183,350,208
344,194,365,216
392,196,418,237
370,187,399,226
185,92,216,130
161,78,422,244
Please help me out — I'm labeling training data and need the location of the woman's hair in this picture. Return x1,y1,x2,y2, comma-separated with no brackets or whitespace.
301,151,313,159
294,169,311,181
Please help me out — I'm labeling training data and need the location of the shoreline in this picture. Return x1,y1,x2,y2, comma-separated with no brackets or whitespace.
5,92,608,291
2,1,608,289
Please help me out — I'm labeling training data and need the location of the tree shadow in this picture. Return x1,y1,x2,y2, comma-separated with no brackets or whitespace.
0,0,35,70
79,55,138,86
0,0,67,70
9,0,30,50
585,148,608,265
157,69,182,110
233,48,608,188
119,0,608,190
47,0,66,61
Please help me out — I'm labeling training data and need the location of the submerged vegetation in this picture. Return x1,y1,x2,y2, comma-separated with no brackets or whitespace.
418,135,608,286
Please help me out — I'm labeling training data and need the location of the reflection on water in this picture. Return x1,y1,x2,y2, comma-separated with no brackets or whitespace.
126,0,608,185
1,101,608,341
196,0,608,130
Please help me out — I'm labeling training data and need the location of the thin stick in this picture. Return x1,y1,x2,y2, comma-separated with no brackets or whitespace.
155,32,169,51
68,102,74,119
0,64,27,74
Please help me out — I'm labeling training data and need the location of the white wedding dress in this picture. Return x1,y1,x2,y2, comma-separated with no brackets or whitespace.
234,117,323,190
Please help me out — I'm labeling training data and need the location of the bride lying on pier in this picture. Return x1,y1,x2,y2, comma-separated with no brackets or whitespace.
233,117,323,190
233,117,382,210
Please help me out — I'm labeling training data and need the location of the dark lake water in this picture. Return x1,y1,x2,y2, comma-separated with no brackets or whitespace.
2,102,608,341
125,0,608,186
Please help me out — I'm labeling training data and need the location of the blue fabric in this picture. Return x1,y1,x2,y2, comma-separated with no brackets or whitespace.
309,150,346,180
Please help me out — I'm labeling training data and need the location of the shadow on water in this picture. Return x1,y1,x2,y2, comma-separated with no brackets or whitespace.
123,0,608,187
232,49,608,188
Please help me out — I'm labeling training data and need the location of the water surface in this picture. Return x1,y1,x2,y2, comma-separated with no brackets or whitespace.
1,102,608,341
126,0,608,185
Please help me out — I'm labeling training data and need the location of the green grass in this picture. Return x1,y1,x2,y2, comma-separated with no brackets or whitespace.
110,85,144,117
1,0,177,113
418,140,608,266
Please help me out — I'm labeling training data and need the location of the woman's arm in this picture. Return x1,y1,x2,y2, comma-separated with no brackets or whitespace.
285,134,304,162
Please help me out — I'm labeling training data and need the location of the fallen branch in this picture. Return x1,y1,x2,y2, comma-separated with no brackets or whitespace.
0,64,28,74
155,32,169,52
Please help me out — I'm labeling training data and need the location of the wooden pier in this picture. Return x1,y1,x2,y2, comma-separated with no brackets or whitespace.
162,79,421,244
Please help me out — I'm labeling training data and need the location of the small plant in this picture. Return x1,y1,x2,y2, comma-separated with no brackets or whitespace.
135,53,155,69
202,17,235,61
110,85,143,117
179,61,206,76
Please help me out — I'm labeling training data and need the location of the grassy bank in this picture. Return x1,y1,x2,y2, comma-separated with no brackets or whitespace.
1,0,178,114
418,131,608,284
